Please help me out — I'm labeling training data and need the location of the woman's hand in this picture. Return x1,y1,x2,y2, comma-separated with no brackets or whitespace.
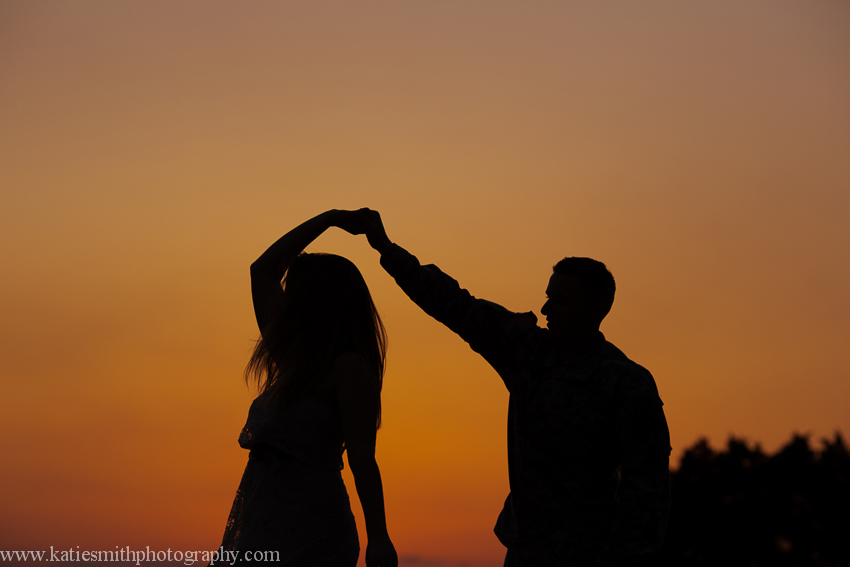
365,533,398,567
332,208,393,255
332,209,372,236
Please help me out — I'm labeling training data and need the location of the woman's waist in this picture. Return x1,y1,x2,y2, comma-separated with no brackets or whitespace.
247,440,344,471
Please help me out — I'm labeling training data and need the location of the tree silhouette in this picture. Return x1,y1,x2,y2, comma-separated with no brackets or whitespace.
659,432,849,566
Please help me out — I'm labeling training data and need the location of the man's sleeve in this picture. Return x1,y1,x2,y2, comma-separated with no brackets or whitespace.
380,244,538,385
597,380,672,566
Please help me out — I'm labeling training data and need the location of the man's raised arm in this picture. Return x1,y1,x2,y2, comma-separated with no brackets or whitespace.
358,209,537,383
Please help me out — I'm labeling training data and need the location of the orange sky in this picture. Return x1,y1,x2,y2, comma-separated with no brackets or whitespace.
2,1,849,565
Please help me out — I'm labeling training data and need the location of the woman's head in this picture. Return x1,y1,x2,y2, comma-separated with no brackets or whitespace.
246,254,387,423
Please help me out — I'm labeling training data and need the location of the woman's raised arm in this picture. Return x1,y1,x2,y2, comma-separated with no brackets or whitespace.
250,209,373,331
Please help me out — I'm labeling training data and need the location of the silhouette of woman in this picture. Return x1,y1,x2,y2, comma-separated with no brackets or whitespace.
214,210,398,567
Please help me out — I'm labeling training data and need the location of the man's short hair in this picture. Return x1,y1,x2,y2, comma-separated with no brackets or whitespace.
552,257,616,319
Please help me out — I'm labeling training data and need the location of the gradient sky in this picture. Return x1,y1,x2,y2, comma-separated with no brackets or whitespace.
2,1,849,565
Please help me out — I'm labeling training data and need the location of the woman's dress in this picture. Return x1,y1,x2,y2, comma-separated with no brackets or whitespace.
216,396,359,566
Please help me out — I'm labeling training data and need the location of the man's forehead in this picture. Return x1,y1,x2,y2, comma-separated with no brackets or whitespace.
546,273,583,296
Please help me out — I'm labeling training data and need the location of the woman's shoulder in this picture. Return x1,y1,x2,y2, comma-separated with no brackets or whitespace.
308,351,375,400
328,351,383,401
333,350,369,369
329,351,374,382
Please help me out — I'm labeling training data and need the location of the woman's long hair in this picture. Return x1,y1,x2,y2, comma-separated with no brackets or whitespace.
245,253,387,426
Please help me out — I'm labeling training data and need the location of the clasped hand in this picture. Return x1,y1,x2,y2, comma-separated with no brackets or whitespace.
333,208,392,253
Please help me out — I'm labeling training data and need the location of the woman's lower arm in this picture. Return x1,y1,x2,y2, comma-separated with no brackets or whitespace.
251,210,341,277
348,454,390,540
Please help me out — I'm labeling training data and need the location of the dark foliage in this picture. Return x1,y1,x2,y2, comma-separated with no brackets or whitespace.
659,432,850,567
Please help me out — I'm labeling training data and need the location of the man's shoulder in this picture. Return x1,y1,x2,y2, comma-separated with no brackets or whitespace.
596,340,647,372
595,341,660,399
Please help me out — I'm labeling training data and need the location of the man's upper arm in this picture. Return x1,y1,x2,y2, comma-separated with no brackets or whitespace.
380,244,538,381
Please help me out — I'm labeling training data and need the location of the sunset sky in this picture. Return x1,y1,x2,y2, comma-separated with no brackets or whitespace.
1,1,849,565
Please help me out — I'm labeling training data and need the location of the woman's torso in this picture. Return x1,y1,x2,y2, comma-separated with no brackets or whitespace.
239,393,345,471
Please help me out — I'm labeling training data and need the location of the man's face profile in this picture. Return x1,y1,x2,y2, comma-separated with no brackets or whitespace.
542,273,596,339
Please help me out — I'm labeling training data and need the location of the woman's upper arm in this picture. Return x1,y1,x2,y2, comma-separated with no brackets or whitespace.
332,352,379,460
250,263,284,332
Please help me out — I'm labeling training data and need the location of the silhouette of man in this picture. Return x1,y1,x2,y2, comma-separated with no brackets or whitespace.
355,209,671,567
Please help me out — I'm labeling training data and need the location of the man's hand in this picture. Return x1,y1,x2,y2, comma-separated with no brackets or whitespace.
359,208,393,255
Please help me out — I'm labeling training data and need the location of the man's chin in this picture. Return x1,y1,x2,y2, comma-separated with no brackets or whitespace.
546,323,580,341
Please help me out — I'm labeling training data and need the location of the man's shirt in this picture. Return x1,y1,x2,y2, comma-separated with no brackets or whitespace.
380,244,671,566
